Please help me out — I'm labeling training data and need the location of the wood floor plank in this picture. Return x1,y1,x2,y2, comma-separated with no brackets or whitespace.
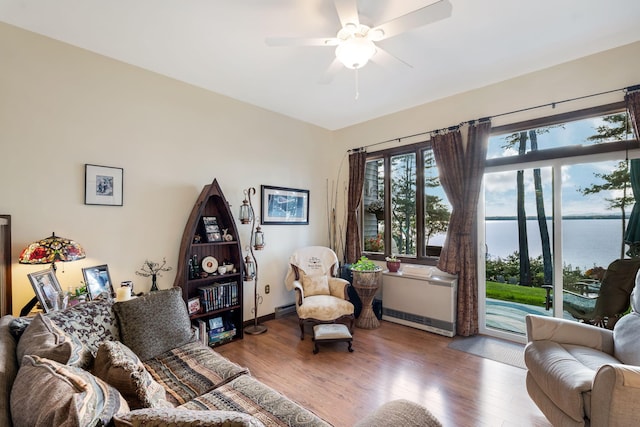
216,315,551,427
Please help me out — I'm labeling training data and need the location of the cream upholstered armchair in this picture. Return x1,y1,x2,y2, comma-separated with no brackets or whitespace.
284,246,355,339
524,268,640,426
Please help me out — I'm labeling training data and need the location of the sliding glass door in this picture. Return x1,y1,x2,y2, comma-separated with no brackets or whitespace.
479,108,638,341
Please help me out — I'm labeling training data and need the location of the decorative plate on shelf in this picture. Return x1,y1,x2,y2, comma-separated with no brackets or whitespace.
201,256,218,274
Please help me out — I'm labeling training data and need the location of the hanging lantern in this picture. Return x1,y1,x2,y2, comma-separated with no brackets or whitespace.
254,225,265,250
244,254,255,280
239,191,252,224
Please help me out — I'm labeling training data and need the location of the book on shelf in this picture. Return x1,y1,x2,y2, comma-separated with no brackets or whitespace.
197,319,207,346
197,281,238,313
208,328,236,346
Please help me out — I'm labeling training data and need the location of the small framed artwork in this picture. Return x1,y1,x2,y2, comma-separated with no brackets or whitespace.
82,264,115,300
202,216,222,242
208,316,224,332
28,269,63,313
85,164,123,206
261,185,309,225
188,297,201,315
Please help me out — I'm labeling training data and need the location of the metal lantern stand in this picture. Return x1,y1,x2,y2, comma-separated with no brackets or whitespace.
240,187,267,335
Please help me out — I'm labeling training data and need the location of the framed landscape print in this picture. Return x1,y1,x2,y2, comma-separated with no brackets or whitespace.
82,264,115,300
85,164,123,206
28,269,63,313
261,185,309,225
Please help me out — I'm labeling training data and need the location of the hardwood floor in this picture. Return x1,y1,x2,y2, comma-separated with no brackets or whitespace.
216,315,551,427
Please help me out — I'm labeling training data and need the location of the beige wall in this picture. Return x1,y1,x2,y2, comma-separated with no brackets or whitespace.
334,41,640,153
0,23,337,318
3,20,640,320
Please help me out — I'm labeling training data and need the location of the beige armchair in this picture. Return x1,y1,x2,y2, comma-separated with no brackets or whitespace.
284,246,355,339
524,268,640,426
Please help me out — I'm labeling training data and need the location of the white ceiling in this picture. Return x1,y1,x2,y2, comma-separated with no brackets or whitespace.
2,0,640,130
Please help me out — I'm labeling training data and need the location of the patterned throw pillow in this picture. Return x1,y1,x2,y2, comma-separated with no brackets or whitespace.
113,408,265,427
93,341,169,409
47,297,120,356
301,274,331,297
113,287,195,361
17,298,120,369
15,313,86,367
11,354,129,427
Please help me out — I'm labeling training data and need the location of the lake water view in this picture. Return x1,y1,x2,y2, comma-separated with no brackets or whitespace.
485,218,625,271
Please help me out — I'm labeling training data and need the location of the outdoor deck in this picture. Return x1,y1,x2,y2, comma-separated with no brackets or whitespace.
486,298,575,335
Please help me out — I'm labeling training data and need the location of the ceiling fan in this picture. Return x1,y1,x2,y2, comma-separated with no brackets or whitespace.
266,0,453,85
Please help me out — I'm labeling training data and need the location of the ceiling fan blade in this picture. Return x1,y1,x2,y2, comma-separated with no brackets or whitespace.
318,57,344,84
371,0,452,40
334,0,359,28
371,46,413,68
266,37,338,47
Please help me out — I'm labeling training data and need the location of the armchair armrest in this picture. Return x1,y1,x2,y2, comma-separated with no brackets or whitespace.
328,277,350,300
525,314,614,354
591,364,640,426
293,281,304,306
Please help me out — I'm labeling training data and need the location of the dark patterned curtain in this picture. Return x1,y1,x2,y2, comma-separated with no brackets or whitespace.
627,91,640,136
432,121,491,336
345,151,366,264
624,91,640,254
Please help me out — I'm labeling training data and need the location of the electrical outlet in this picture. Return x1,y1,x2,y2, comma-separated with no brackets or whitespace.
265,284,270,294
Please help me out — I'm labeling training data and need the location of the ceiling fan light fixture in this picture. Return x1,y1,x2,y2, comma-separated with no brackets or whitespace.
344,22,358,34
368,28,385,41
335,37,376,69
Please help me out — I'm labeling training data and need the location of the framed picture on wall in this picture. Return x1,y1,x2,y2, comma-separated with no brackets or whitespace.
27,269,63,313
261,185,309,225
85,164,123,206
82,264,115,300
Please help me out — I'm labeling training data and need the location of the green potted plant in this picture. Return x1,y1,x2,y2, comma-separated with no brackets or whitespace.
350,256,382,287
385,254,401,273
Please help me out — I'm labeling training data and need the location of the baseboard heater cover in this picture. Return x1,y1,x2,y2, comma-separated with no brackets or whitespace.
382,270,457,337
382,307,455,337
274,303,296,318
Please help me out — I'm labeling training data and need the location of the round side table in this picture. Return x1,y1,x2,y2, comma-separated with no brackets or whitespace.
352,283,380,329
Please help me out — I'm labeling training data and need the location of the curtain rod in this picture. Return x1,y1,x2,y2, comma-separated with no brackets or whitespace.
348,83,640,153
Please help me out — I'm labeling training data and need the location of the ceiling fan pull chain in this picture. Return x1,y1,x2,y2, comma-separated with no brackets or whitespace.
355,68,359,100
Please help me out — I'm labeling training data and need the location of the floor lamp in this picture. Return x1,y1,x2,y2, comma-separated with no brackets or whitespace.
239,187,267,335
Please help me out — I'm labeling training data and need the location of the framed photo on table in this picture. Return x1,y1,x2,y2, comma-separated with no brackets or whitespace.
85,164,123,206
28,269,63,313
82,264,115,300
261,185,309,225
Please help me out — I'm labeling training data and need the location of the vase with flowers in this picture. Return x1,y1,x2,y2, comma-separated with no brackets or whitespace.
385,254,401,273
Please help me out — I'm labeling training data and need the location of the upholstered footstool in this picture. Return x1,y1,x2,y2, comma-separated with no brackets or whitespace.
312,323,353,354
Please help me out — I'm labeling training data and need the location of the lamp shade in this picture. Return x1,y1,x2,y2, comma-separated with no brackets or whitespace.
19,232,86,265
335,37,376,69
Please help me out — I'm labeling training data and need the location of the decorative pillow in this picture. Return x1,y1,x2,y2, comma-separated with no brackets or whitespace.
11,354,129,427
8,316,32,341
113,408,265,427
301,274,330,297
613,311,640,365
15,313,86,367
93,341,169,409
113,287,195,361
47,297,120,356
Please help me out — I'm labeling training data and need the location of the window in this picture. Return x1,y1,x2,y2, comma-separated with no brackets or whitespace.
481,104,639,337
363,145,450,262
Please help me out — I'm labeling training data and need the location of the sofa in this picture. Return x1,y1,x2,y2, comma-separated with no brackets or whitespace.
524,276,640,427
0,287,441,427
